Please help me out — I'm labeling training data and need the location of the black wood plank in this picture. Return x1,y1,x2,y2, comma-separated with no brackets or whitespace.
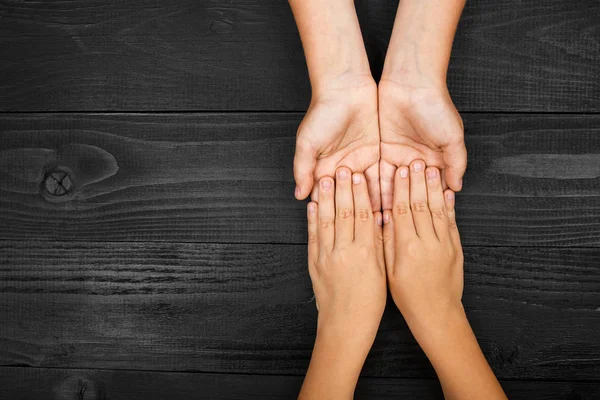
1,0,599,112
1,241,599,380
1,113,599,246
367,0,600,112
2,367,600,400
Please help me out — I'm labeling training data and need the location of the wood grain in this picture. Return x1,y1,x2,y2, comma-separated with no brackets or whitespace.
1,113,599,246
1,241,599,379
2,367,600,400
1,0,599,112
368,0,600,112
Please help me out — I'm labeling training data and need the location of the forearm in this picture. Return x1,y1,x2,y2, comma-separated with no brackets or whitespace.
298,326,373,400
382,0,465,85
288,0,372,95
414,306,507,400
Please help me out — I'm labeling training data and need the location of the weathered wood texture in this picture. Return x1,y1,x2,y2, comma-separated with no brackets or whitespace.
1,241,599,379
2,367,600,400
1,0,598,112
1,113,599,246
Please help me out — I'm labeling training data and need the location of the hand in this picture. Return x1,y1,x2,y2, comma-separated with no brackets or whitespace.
294,76,381,210
382,160,464,344
307,167,386,345
378,78,467,210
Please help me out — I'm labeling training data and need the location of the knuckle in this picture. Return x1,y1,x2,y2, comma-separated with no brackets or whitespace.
448,219,458,230
411,200,427,213
337,208,353,219
430,207,446,220
308,232,318,244
394,201,410,216
382,232,393,245
355,208,371,221
319,217,334,229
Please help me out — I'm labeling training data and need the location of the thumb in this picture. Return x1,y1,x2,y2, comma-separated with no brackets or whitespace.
293,138,317,200
443,139,467,192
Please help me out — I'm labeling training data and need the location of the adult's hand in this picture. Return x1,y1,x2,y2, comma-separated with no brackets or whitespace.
378,78,466,210
294,76,381,210
378,0,467,210
288,0,381,210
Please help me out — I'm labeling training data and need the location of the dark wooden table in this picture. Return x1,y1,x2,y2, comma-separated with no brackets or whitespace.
1,1,599,399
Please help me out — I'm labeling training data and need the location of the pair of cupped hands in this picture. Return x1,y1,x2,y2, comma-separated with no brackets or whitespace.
295,74,467,348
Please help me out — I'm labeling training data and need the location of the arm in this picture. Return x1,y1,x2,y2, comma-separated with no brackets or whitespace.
382,0,465,87
378,0,467,210
288,0,381,210
288,0,371,95
299,168,386,399
382,160,506,400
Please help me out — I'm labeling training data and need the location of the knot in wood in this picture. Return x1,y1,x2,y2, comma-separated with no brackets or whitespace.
44,169,74,196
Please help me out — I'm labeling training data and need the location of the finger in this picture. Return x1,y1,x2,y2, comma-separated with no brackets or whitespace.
318,177,335,253
352,172,374,244
293,138,317,200
444,189,462,248
425,167,448,241
382,210,395,278
334,167,354,247
364,163,381,212
374,211,385,272
310,184,318,203
409,160,435,238
393,166,417,241
380,160,397,211
307,202,319,266
443,139,467,192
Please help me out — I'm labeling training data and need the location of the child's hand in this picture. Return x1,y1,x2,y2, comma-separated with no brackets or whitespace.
307,167,386,346
382,160,464,345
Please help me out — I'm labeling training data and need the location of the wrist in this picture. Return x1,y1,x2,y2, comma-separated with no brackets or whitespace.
311,72,377,103
316,315,379,355
405,301,469,354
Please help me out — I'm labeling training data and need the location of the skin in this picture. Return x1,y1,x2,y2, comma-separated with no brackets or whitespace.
379,0,468,210
299,167,386,400
383,160,507,400
288,0,381,210
299,162,507,399
289,0,468,211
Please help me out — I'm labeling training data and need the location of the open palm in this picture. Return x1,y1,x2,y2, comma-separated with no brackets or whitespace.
294,80,381,210
378,80,467,210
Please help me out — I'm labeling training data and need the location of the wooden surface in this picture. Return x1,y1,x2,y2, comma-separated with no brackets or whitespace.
1,113,599,246
1,0,599,398
0,0,599,112
2,368,600,400
1,241,600,380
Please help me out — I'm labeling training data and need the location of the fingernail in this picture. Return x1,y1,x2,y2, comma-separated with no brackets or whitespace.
446,192,455,201
400,167,408,178
376,213,382,226
337,169,348,180
413,161,423,172
383,213,390,224
295,186,300,198
426,169,438,180
352,174,361,184
308,202,316,213
321,179,332,191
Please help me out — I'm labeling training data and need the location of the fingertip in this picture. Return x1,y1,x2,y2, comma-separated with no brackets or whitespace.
336,166,350,181
444,189,455,209
295,183,310,200
375,211,383,226
319,176,334,193
383,210,392,225
307,201,317,217
352,172,363,185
